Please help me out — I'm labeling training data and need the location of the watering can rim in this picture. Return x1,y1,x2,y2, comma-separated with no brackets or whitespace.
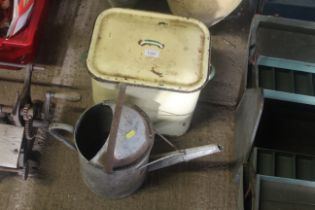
73,100,155,167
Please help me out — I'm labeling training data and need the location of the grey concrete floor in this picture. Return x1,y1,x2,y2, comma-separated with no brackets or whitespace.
0,0,254,209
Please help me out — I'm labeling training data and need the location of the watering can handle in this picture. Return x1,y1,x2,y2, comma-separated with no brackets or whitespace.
141,144,223,172
102,84,127,173
48,123,76,151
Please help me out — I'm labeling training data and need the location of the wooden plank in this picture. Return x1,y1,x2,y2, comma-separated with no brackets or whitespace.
0,124,24,168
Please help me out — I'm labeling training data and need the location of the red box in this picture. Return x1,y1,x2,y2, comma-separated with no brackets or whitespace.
0,0,46,66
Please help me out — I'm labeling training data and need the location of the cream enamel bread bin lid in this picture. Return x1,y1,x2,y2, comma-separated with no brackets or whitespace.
87,8,213,136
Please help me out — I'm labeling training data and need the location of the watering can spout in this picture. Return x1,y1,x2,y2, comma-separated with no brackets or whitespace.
142,144,223,172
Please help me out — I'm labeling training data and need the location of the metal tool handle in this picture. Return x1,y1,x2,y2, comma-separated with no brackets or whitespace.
140,144,223,172
48,123,76,151
44,92,81,120
0,104,13,114
51,92,81,102
0,61,45,70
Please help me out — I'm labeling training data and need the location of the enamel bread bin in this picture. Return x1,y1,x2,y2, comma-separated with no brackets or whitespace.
87,8,213,136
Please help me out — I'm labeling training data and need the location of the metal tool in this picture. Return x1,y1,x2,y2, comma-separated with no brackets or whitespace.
0,63,80,180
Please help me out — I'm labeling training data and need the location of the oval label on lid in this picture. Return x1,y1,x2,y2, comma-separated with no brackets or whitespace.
144,49,160,58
